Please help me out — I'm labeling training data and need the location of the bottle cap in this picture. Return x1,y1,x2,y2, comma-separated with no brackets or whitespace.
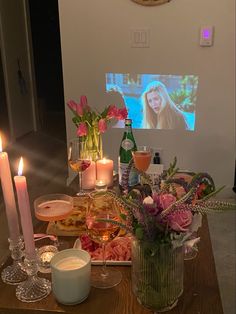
125,118,132,126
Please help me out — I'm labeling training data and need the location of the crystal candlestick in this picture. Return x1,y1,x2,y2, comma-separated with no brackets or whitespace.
1,236,27,285
16,252,51,302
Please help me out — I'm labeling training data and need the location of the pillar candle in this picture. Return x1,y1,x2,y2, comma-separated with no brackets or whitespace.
0,136,20,242
96,158,114,187
14,157,36,259
82,161,96,190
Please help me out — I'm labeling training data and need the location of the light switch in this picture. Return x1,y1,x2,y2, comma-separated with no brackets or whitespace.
130,29,150,48
200,26,214,47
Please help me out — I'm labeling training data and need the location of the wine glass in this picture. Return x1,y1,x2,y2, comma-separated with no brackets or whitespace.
68,138,91,196
132,146,152,172
184,232,200,260
86,192,122,289
34,194,73,271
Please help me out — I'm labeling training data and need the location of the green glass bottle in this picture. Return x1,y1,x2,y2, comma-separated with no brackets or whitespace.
118,118,138,186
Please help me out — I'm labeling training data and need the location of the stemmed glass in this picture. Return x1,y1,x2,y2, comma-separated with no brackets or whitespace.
86,192,122,289
34,194,73,272
132,146,152,172
184,232,200,260
68,138,91,196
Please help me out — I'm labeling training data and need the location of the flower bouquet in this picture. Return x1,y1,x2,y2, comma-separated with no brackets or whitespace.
105,157,235,312
67,95,128,160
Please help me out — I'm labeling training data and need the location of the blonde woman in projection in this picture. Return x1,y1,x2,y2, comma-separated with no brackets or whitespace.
142,81,188,130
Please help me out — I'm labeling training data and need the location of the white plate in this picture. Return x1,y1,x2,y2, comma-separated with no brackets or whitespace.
91,260,131,266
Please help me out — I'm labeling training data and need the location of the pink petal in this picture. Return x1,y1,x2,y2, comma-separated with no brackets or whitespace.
67,100,77,111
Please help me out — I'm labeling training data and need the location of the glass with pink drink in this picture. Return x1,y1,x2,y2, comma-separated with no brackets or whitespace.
34,194,73,272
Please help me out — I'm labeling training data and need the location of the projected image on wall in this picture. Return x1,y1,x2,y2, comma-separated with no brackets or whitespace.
106,73,198,131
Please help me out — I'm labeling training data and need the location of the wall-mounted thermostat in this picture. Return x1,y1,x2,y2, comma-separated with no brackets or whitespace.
200,26,214,47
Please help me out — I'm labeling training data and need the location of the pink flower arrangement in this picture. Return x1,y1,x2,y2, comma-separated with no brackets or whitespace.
67,95,128,160
67,95,128,137
135,192,194,240
113,157,227,244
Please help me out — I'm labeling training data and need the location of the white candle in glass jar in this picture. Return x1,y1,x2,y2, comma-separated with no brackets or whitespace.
51,249,91,305
55,256,86,270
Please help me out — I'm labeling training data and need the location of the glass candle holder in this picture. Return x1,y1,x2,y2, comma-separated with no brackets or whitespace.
15,251,51,302
37,245,58,274
1,236,27,285
95,180,108,192
34,234,59,273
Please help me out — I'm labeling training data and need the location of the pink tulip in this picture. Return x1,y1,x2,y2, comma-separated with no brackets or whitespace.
67,100,77,111
76,103,84,117
77,122,88,137
80,95,88,107
80,95,90,111
116,107,128,120
98,119,107,133
107,105,118,119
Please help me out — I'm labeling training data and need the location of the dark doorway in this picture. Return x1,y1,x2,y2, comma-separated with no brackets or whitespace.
28,0,66,142
0,50,10,142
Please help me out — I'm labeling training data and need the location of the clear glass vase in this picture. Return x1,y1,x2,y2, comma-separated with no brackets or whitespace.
84,130,103,161
131,239,184,313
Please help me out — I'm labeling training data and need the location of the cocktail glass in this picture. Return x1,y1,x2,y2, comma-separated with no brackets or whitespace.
34,194,73,270
132,146,152,172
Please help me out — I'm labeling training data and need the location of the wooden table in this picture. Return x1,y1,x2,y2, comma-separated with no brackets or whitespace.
0,217,223,314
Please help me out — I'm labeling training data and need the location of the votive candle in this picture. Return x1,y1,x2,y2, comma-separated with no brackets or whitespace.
14,157,36,259
95,179,107,192
0,135,20,242
96,158,113,187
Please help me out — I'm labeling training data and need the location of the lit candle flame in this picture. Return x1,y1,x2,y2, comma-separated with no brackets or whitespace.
18,157,24,176
0,135,2,153
96,179,106,186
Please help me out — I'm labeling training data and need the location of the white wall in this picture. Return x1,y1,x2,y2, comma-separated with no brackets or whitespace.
58,0,235,197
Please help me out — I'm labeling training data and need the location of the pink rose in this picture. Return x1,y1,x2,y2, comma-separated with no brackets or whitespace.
116,107,128,120
67,100,77,111
153,193,176,210
98,119,107,133
76,103,84,116
167,210,193,232
76,122,88,136
107,105,118,119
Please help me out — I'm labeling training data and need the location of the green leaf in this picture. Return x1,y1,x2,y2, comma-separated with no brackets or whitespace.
120,213,127,221
135,227,144,240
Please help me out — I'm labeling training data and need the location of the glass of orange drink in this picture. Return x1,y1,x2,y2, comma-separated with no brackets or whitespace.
132,146,152,172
